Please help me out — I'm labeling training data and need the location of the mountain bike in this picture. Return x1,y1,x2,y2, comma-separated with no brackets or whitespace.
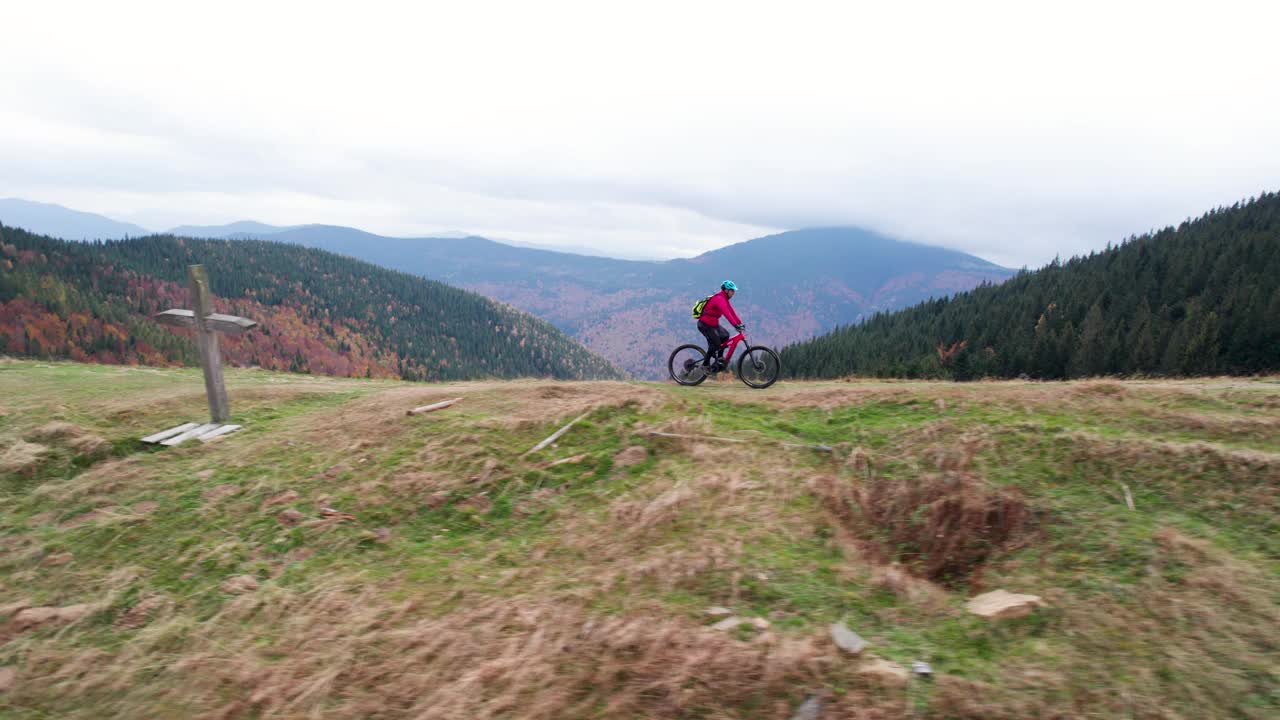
668,330,781,389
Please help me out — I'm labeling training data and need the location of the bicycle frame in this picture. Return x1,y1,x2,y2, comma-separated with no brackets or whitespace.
718,332,747,363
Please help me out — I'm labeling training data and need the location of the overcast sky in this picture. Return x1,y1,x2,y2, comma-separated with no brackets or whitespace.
2,0,1277,266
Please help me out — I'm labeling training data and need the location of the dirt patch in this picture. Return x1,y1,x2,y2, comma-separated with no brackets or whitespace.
203,484,241,503
41,552,75,567
816,466,1033,585
261,490,300,508
612,445,648,468
59,506,121,528
115,595,170,629
8,604,93,633
1069,380,1129,398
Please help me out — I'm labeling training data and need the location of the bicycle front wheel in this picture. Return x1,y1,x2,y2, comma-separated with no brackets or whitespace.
669,344,710,386
737,345,781,389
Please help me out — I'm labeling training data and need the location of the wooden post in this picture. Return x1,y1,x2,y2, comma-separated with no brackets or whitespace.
189,265,231,423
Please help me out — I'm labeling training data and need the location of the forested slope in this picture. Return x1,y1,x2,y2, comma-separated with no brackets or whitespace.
782,192,1280,379
0,226,621,381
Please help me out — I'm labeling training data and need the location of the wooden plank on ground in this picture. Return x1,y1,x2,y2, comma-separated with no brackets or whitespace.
161,423,221,446
199,424,243,442
522,412,590,457
141,422,199,444
406,398,463,416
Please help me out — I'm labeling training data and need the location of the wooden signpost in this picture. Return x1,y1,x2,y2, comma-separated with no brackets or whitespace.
142,264,259,445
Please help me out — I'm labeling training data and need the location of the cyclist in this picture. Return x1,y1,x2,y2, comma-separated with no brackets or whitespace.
697,280,745,370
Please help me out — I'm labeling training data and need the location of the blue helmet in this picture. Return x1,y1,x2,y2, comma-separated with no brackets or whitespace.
721,280,738,291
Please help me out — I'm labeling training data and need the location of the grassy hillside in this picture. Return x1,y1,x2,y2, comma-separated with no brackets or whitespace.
1,360,1277,718
0,226,621,381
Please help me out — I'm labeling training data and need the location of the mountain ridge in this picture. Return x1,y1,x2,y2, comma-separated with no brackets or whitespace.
0,224,622,381
0,198,150,240
781,192,1280,379
1,199,1015,377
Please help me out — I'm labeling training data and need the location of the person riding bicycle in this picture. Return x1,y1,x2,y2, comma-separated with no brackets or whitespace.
697,280,744,370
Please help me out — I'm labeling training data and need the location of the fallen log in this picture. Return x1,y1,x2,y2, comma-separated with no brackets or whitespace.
407,398,463,416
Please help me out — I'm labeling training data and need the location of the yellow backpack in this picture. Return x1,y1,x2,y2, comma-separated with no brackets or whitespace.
692,295,712,320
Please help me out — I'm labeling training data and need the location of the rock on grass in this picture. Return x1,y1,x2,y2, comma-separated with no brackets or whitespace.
830,622,868,655
965,589,1045,620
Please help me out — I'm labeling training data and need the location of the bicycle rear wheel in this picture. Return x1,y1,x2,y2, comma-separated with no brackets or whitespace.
737,345,781,389
668,344,710,386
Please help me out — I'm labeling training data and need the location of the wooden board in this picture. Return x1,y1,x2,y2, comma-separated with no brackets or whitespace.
141,422,200,444
198,424,243,442
407,398,462,416
522,412,590,456
153,311,256,335
161,423,221,446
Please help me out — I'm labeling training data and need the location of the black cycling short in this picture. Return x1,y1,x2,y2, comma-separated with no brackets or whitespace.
698,321,729,358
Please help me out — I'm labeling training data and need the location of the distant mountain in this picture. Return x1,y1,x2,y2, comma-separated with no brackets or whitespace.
0,225,622,381
781,192,1280,379
1,200,1015,377
0,198,150,240
242,225,1014,378
166,220,297,238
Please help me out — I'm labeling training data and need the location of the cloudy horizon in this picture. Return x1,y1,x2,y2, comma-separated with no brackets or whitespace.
3,0,1278,267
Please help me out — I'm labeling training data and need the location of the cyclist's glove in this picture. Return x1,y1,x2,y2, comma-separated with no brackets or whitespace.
735,324,745,331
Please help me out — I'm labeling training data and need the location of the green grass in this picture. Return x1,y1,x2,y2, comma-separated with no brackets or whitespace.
0,361,1277,719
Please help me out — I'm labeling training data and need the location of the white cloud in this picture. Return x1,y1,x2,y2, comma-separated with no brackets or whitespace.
1,0,1277,265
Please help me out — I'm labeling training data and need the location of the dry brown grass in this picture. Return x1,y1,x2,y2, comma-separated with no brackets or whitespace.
0,439,48,475
5,367,1277,719
8,584,900,720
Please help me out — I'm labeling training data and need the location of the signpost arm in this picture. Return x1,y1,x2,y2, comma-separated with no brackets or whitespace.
189,265,231,422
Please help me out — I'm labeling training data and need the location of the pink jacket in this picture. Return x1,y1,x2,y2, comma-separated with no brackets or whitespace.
698,290,742,328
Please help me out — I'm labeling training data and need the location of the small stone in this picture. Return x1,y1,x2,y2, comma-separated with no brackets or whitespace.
220,575,259,594
0,666,15,692
789,694,824,720
755,572,770,581
196,469,215,480
830,622,869,655
277,509,305,526
704,606,733,617
912,661,933,677
965,589,1045,620
857,658,909,687
711,616,743,631
42,552,74,566
751,617,771,630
